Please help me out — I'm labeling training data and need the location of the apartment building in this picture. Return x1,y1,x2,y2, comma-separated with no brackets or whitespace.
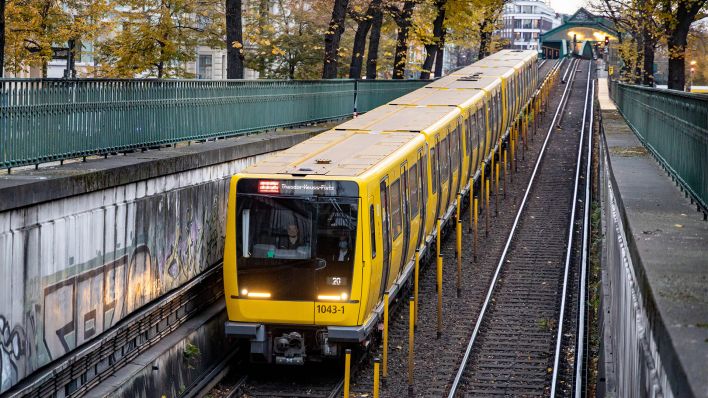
500,0,561,51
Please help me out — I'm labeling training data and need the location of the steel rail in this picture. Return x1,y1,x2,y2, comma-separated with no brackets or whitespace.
574,82,595,398
549,63,592,397
446,59,587,398
556,58,580,127
562,57,576,83
224,376,249,398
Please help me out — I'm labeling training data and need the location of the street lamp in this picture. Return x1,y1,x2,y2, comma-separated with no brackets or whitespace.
689,60,697,92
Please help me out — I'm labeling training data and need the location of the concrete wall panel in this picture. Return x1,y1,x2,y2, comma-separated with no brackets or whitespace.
0,154,268,393
602,157,673,398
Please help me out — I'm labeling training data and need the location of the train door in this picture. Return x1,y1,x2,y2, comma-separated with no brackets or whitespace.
432,136,442,222
388,177,403,280
440,134,451,214
469,109,480,178
453,119,463,197
399,162,411,274
418,147,429,248
482,103,490,161
378,178,392,298
366,196,379,318
466,113,474,183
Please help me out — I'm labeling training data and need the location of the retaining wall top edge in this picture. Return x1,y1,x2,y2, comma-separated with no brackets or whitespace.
0,128,326,212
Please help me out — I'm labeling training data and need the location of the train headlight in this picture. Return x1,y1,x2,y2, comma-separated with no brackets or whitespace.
247,292,271,298
241,289,248,296
317,292,349,301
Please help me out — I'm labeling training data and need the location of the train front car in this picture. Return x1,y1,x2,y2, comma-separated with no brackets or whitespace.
224,175,362,365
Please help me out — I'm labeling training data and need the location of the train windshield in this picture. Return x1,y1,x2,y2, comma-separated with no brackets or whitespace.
235,179,359,302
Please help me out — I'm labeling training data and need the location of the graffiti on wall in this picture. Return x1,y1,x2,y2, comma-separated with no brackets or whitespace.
1,315,27,392
0,173,232,394
42,245,151,359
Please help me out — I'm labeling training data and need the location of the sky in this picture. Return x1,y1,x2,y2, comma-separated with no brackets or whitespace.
549,0,588,15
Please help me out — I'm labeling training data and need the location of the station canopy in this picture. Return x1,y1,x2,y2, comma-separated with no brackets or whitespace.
540,8,618,59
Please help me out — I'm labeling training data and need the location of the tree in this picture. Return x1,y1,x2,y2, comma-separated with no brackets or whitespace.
389,0,416,79
365,4,383,78
349,0,382,78
596,0,706,89
242,0,326,79
323,0,350,78
476,0,505,60
661,0,706,90
95,0,223,78
226,0,244,78
418,0,446,79
596,0,661,85
4,0,112,77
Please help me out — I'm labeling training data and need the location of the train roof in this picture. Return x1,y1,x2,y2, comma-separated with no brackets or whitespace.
242,129,422,177
391,88,486,108
426,74,503,90
337,104,460,133
471,58,528,70
486,49,537,62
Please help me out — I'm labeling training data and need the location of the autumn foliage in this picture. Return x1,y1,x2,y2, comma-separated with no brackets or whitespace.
2,0,511,79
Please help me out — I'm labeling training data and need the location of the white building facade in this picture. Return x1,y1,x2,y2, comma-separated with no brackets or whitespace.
500,0,561,51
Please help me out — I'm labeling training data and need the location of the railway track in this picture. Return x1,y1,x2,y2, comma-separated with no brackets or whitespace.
199,58,574,398
447,59,594,397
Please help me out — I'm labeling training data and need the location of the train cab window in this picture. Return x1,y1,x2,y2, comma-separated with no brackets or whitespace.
370,205,376,258
235,188,358,302
390,179,403,238
440,136,450,182
409,163,419,217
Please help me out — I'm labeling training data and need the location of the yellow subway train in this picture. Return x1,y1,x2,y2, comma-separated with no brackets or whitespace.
223,50,538,364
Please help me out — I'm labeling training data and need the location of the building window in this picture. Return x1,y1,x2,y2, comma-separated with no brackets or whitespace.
198,54,212,79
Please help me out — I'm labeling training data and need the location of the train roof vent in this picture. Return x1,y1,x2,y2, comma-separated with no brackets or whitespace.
458,72,482,81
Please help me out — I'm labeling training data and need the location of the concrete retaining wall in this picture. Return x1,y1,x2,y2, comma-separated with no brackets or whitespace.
0,155,266,393
600,144,673,398
0,130,321,393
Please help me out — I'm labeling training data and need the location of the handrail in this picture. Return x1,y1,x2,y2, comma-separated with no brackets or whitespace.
0,79,429,169
609,80,708,213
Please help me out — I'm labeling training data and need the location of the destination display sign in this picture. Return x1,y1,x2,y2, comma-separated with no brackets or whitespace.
237,178,359,197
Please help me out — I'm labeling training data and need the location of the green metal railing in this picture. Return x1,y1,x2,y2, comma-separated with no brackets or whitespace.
0,78,429,168
610,80,708,211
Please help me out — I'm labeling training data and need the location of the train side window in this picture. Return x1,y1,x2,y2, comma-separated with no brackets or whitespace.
470,111,479,148
465,112,475,155
440,136,450,181
370,204,376,258
390,179,402,238
409,162,419,217
430,148,438,193
451,127,460,172
478,108,486,149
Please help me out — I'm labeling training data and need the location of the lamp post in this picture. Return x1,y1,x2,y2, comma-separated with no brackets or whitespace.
688,60,697,92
